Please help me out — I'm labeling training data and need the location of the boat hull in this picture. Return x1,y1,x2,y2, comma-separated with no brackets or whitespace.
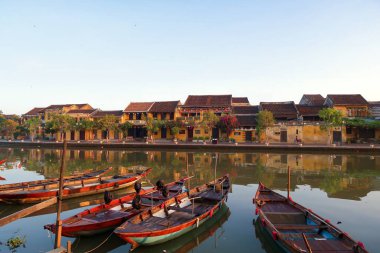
0,178,138,204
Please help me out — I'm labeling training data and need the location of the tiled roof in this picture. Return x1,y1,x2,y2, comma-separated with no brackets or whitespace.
149,101,180,113
124,102,154,112
183,95,232,107
43,104,90,111
296,105,324,116
368,101,380,108
232,97,250,104
232,106,259,115
260,101,298,119
23,107,45,116
300,94,325,106
91,110,124,117
67,109,97,114
236,115,257,127
325,94,368,106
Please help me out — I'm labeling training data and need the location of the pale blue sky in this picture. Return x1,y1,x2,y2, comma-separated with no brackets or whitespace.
1,1,380,115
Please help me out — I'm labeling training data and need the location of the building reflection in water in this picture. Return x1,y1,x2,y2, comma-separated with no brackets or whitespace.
1,148,380,201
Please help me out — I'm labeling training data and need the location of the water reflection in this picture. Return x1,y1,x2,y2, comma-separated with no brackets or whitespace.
0,148,380,253
1,148,379,201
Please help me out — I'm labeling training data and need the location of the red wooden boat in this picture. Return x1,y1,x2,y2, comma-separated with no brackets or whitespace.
114,175,230,250
0,167,151,204
0,168,111,191
44,176,192,237
253,182,368,253
0,176,5,180
0,159,6,165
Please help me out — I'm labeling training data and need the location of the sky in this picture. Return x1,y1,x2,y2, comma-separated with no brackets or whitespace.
1,0,380,115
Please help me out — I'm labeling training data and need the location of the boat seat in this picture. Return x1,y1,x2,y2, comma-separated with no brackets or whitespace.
63,185,77,190
275,224,328,230
167,206,203,215
265,212,306,225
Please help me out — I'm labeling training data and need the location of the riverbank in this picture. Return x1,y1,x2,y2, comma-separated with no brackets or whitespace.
0,140,379,154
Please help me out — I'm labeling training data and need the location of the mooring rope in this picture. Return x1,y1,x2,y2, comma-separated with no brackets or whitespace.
82,231,114,253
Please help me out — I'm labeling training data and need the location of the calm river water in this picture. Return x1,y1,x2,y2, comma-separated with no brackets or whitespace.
0,148,379,253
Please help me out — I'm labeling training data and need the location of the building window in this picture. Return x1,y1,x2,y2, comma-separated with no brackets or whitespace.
170,113,174,120
195,130,201,134
179,130,185,134
204,129,209,134
346,126,352,135
296,129,299,135
234,132,241,136
129,113,133,120
136,113,141,120
153,113,157,119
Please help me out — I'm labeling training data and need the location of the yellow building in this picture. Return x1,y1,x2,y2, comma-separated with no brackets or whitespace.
124,101,181,140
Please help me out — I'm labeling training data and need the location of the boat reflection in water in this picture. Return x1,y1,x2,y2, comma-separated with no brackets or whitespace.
0,187,135,219
71,204,230,253
133,203,230,253
254,218,283,253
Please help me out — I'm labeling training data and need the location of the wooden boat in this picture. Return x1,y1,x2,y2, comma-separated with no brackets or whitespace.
133,203,230,253
0,167,151,204
44,176,191,237
0,168,111,191
253,182,368,253
0,159,6,165
114,175,230,250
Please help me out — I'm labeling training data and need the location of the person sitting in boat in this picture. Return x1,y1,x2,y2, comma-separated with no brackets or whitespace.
104,190,113,204
156,179,169,198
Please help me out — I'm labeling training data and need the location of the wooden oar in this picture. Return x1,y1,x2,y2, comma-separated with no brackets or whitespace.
302,233,313,253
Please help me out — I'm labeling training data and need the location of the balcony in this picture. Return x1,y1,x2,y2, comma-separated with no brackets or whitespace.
128,120,147,126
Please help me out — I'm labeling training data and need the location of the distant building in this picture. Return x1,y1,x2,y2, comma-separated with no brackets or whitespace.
299,94,325,106
324,94,369,117
232,97,250,106
369,101,380,119
260,101,298,121
296,104,324,122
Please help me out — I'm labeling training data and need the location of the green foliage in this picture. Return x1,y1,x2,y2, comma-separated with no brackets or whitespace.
119,121,132,138
319,108,343,131
0,119,18,139
344,118,380,129
14,125,29,139
24,117,41,141
144,115,163,135
201,112,219,128
256,110,274,136
6,235,26,252
75,118,95,130
170,126,180,136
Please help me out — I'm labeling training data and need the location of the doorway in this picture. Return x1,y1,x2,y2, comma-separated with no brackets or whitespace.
280,130,287,142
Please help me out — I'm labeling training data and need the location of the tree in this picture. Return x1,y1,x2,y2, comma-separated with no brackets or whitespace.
201,112,220,134
143,115,162,141
98,115,118,141
1,119,18,139
119,121,132,139
256,110,275,143
218,115,239,137
319,108,343,144
48,114,76,141
25,117,41,141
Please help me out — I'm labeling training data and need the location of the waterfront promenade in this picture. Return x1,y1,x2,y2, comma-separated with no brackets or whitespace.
1,139,379,154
